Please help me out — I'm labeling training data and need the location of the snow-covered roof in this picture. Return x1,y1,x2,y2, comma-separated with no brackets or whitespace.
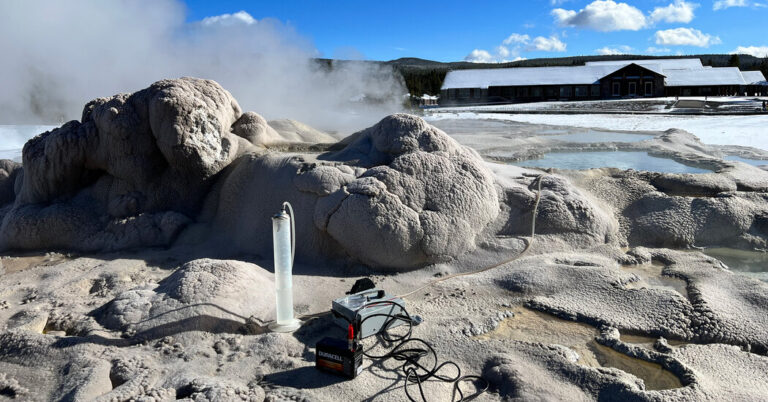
586,58,703,70
742,70,767,85
441,58,756,90
442,65,630,89
664,67,746,87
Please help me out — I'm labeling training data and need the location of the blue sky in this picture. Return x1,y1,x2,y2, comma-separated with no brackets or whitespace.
182,0,768,62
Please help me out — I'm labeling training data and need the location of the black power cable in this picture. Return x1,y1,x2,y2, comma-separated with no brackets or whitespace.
354,300,489,402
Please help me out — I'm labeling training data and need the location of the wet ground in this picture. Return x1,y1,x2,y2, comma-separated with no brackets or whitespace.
478,306,684,391
622,262,689,299
0,253,70,274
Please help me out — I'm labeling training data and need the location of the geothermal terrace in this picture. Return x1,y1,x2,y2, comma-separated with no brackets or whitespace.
1,78,767,401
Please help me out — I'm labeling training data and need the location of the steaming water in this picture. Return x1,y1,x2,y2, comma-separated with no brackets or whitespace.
724,155,768,167
515,151,711,173
0,125,56,162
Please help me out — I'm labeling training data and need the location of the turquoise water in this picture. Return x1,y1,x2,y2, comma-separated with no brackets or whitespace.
547,131,655,143
702,248,768,282
515,151,711,173
724,155,767,166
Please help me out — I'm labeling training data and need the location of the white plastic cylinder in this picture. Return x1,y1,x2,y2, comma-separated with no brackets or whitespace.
270,207,300,332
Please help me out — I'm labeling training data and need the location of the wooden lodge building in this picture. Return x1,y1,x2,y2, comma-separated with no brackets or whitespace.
440,58,767,105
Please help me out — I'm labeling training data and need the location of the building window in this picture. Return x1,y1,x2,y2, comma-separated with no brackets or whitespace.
559,86,572,98
628,82,637,96
458,88,470,98
644,82,653,96
546,87,557,98
575,86,588,97
591,85,601,97
612,82,620,96
532,87,542,97
520,88,529,97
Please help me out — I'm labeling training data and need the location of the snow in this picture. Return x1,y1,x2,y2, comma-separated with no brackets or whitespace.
742,71,767,85
585,58,703,70
664,67,746,87
424,112,768,151
441,65,623,89
441,58,755,91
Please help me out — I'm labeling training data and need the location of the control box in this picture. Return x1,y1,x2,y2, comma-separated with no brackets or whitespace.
331,289,406,339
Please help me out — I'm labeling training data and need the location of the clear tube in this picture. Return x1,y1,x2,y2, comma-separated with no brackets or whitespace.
272,211,294,326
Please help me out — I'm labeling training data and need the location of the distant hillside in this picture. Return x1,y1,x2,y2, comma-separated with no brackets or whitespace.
383,54,768,96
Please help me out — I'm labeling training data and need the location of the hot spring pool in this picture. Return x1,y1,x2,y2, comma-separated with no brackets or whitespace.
515,151,711,173
545,130,655,143
703,248,768,282
724,155,768,167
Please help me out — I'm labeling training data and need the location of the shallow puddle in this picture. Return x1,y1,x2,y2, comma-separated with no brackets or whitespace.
621,334,688,348
514,151,711,174
592,342,683,390
622,263,688,299
0,253,69,274
478,307,683,390
546,130,654,143
724,155,768,167
701,248,768,282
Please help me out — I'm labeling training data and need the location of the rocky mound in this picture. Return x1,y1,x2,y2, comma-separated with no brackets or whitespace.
190,114,502,270
0,78,255,252
99,259,272,337
0,160,22,207
0,77,617,271
267,119,337,144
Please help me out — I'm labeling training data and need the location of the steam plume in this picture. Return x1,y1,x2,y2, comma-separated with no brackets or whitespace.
0,1,406,135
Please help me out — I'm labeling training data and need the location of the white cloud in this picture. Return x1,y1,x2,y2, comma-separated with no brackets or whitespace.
646,46,672,53
552,0,647,31
528,36,567,52
713,0,747,10
731,45,768,57
650,0,698,23
464,49,496,63
502,33,530,45
595,45,633,55
466,33,565,63
654,27,721,47
200,10,256,26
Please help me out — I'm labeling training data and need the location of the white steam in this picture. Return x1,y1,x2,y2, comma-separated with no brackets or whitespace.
0,0,406,135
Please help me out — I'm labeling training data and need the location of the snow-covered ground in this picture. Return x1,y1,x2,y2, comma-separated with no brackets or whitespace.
434,96,768,114
425,112,768,151
0,125,58,162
